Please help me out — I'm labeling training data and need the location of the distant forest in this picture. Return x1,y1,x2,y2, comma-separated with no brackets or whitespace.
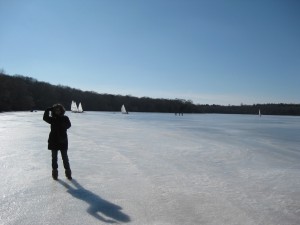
1,72,300,115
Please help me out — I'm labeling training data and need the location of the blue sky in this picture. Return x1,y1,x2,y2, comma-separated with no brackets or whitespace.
0,0,299,105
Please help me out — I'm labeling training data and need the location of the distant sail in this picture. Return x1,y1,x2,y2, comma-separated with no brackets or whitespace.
71,101,83,113
71,101,78,112
259,109,261,117
78,102,83,113
121,104,128,114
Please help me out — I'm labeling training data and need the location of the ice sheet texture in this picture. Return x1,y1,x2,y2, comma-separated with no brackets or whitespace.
1,112,300,225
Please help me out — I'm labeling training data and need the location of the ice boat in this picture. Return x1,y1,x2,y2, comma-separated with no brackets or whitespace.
121,104,128,114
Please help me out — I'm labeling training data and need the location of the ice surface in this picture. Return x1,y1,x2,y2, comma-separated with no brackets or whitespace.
0,112,300,225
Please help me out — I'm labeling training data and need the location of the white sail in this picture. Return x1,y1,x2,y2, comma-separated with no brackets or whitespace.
78,102,83,113
259,109,261,117
121,104,128,114
71,101,78,112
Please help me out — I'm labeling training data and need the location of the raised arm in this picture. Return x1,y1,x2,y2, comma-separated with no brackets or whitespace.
43,107,53,124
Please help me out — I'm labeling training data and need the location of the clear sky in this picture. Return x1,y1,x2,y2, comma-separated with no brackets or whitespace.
1,0,299,105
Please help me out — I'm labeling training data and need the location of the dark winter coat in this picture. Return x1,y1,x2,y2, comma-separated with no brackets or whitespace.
43,108,71,150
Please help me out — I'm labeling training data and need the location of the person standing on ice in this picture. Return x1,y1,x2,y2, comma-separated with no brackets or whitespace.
43,104,72,180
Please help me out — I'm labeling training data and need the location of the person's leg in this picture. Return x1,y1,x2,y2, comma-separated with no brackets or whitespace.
60,150,70,170
51,150,58,180
60,150,72,179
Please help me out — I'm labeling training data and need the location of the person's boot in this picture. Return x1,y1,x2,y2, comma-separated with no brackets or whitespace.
52,169,58,180
65,169,72,180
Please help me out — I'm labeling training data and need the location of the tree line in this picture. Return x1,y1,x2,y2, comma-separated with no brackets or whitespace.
0,72,299,115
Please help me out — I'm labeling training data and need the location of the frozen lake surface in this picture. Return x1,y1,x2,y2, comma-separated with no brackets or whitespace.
0,111,300,225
